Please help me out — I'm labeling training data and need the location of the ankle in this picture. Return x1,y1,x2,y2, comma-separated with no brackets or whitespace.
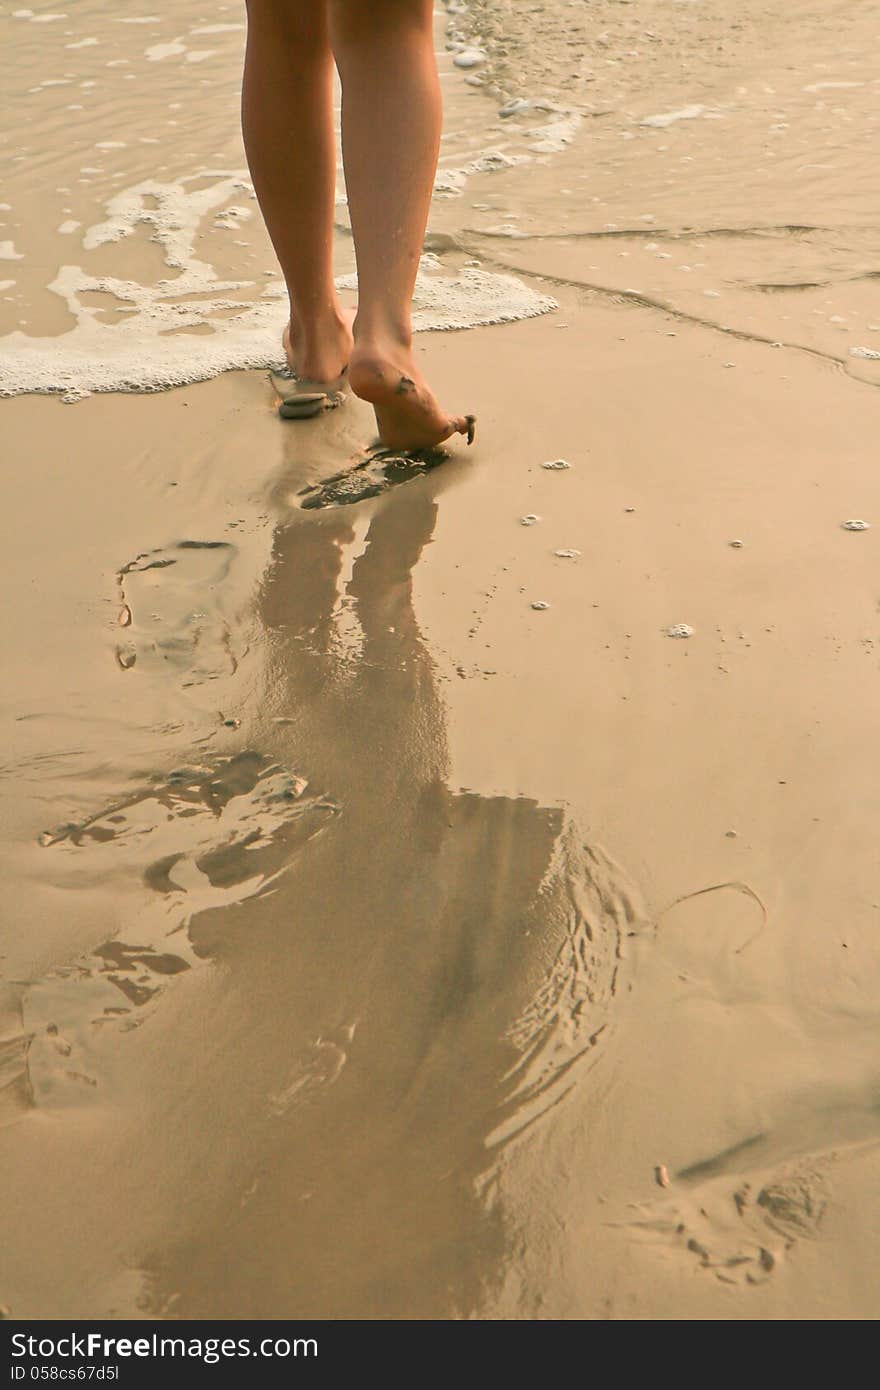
285,302,354,381
352,316,413,361
289,301,352,345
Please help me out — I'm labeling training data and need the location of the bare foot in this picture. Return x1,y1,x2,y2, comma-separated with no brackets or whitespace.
348,346,475,451
283,307,355,385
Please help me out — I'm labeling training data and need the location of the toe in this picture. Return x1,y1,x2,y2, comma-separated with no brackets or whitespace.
447,414,476,445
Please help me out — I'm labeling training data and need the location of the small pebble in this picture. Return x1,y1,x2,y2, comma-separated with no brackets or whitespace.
541,458,571,470
554,548,581,558
499,97,530,118
624,506,636,513
453,48,486,69
729,538,744,548
654,1165,670,1189
725,829,738,838
665,623,694,638
531,600,551,611
222,717,241,729
841,519,870,531
520,514,541,526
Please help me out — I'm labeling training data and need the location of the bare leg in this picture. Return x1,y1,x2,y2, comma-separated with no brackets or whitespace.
330,0,473,449
242,1,353,383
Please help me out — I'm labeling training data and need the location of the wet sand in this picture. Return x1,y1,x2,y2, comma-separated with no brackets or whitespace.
2,1,880,1319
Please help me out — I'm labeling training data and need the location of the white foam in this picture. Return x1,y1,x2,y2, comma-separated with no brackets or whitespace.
190,24,245,35
0,175,556,402
145,39,186,62
641,105,708,128
338,265,555,332
804,81,863,92
0,242,24,261
528,110,582,154
65,37,98,49
57,220,81,234
0,281,16,292
434,148,528,197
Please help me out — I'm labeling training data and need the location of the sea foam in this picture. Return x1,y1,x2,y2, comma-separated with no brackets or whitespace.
0,175,555,401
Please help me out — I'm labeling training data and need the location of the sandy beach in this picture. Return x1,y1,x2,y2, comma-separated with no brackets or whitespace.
2,0,880,1320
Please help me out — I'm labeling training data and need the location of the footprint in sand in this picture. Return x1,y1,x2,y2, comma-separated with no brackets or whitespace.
294,447,451,511
268,1026,355,1118
23,753,339,1112
626,1147,829,1286
115,539,239,682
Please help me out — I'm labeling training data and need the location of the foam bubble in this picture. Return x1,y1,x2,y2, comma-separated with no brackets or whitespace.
0,175,555,401
0,242,23,261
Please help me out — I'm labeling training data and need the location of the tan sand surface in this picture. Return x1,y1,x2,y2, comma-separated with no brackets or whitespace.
2,0,880,1319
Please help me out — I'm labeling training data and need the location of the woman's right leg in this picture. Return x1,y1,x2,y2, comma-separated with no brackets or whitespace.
329,0,473,449
242,0,353,384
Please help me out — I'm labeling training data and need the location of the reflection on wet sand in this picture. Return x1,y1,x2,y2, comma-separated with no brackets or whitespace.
5,461,641,1317
124,486,640,1318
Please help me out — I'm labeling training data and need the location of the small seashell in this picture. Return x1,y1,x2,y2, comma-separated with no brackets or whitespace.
665,623,694,638
729,538,744,548
850,346,880,360
841,519,870,531
655,1164,670,1189
520,514,541,526
554,548,581,558
541,458,571,470
531,600,551,611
